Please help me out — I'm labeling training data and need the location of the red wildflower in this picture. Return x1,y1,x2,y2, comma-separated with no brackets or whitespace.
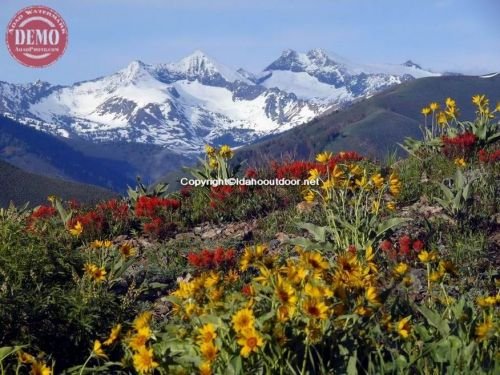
442,132,477,157
180,186,192,198
245,167,258,178
412,240,424,252
135,196,180,217
242,284,253,297
143,217,164,236
478,149,500,163
31,205,57,220
187,247,236,271
399,235,412,256
380,240,393,252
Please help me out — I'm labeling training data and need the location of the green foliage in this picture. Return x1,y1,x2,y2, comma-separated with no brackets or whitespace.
127,177,169,203
434,168,477,220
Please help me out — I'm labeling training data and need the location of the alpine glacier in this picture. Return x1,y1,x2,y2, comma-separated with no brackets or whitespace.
0,49,439,153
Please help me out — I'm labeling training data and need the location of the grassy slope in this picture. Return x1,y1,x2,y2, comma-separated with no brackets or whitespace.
0,116,195,192
234,75,500,164
0,159,116,208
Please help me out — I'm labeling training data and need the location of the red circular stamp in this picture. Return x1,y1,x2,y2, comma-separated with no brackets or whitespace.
5,5,68,68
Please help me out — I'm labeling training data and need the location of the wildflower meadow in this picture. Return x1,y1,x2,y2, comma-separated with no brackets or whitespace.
0,96,499,374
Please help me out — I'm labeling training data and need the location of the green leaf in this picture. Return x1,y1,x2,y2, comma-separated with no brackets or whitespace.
347,352,358,375
229,355,242,375
296,222,327,242
418,305,450,337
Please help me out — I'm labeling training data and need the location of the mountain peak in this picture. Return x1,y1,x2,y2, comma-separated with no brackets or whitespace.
119,60,150,81
307,48,329,60
172,50,248,84
402,60,422,70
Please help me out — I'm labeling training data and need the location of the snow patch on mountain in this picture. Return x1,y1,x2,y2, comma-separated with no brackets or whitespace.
0,49,441,153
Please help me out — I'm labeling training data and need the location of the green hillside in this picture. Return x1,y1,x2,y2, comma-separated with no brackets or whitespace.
234,74,500,163
0,159,116,207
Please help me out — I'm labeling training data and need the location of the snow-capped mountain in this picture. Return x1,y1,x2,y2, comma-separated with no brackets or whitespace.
0,49,439,153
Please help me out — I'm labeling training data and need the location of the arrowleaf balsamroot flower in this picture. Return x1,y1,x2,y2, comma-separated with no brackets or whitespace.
92,340,108,359
393,263,410,277
30,361,52,375
237,328,265,357
200,341,218,362
396,316,412,339
303,298,329,320
421,107,431,116
69,221,83,237
232,308,255,333
429,102,440,112
219,144,234,159
315,151,332,163
475,315,494,342
418,250,438,263
103,324,122,346
197,324,217,344
133,346,159,374
120,242,137,257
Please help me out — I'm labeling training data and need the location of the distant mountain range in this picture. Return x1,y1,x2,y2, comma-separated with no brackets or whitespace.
0,49,440,153
233,74,500,163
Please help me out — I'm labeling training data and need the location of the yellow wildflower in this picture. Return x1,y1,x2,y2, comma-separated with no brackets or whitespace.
128,328,152,351
199,361,212,375
240,244,266,271
275,275,297,312
103,324,122,346
133,311,153,330
472,94,486,107
388,172,401,196
237,328,265,358
475,316,494,342
371,173,384,189
437,111,448,125
197,323,217,344
429,270,444,283
132,347,159,374
91,240,104,249
365,286,381,306
445,97,456,108
454,158,466,167
386,201,396,211
418,250,438,263
219,145,234,159
308,168,321,181
18,351,35,364
232,308,255,333
315,151,332,163
476,296,497,308
120,242,137,257
421,107,431,116
69,221,83,237
396,316,411,339
303,190,315,202
205,144,216,157
429,102,440,112
393,263,409,277
303,298,329,320
92,340,108,359
30,361,52,375
299,250,329,275
200,341,218,362
204,272,219,289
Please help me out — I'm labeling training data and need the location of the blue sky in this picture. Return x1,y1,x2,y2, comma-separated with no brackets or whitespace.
1,0,499,84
